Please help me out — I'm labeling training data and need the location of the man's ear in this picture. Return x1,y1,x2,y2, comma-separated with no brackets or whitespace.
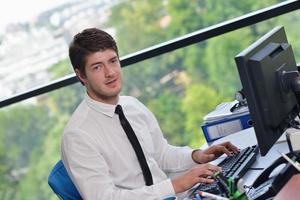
75,69,87,85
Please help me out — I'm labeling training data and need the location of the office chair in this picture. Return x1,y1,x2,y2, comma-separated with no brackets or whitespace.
48,160,83,200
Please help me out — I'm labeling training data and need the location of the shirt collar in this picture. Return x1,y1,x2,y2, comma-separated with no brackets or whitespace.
85,94,118,118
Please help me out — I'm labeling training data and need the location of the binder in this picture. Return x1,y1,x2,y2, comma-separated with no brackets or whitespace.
201,100,253,143
202,113,252,143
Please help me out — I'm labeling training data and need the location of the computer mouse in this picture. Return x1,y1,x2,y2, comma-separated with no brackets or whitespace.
269,163,286,178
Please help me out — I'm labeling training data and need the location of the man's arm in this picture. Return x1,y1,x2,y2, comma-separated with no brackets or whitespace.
61,130,175,200
191,141,239,164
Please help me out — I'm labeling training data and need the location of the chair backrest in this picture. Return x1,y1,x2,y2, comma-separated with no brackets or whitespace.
48,160,83,200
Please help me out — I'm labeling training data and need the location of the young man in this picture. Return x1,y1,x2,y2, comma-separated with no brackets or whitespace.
61,28,239,200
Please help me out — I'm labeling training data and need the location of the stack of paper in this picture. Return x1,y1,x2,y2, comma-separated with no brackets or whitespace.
203,100,249,123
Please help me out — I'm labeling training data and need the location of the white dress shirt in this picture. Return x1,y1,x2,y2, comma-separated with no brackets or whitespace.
61,95,197,200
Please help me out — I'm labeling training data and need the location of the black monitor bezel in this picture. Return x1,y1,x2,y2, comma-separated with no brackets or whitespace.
235,26,298,156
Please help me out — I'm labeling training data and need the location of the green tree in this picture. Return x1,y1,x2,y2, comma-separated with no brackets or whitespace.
182,83,225,147
203,29,253,96
147,91,186,145
109,0,166,56
0,104,54,199
15,115,69,200
47,59,84,115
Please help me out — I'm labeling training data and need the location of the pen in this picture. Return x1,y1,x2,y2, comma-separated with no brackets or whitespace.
195,193,202,200
278,151,300,172
198,191,229,200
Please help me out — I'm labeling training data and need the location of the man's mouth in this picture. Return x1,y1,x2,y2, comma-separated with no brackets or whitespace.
105,78,117,85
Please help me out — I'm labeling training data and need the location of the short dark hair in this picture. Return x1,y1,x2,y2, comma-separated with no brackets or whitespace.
69,28,119,81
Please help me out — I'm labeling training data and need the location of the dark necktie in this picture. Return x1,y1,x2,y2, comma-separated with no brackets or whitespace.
115,105,153,186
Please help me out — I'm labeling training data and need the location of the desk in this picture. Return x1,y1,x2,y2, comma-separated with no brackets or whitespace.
183,128,291,200
274,174,300,200
207,127,289,186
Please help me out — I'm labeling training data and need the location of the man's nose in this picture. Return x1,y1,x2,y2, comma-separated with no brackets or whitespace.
104,65,115,77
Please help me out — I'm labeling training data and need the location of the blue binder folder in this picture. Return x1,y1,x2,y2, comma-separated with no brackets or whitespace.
202,113,252,143
201,100,253,143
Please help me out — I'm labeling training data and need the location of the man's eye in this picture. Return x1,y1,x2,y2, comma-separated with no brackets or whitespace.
93,66,101,70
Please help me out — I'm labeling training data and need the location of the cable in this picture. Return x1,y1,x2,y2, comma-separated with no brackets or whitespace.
248,167,264,170
243,184,255,196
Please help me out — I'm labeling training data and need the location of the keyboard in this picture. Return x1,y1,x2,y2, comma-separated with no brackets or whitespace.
193,145,259,195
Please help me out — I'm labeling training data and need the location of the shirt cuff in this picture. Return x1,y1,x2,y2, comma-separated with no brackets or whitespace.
153,179,175,199
180,146,198,169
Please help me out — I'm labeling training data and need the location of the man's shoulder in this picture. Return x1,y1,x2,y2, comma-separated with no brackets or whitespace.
64,100,89,132
119,95,152,117
120,95,138,102
120,95,141,106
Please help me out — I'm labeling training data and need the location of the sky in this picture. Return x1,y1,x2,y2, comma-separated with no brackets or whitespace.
0,0,70,32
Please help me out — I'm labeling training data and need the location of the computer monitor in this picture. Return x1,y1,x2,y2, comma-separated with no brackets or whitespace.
235,26,300,156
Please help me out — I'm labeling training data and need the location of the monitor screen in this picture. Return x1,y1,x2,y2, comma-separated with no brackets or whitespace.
235,26,299,156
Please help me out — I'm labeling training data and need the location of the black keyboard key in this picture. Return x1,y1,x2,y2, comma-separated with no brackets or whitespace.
231,147,258,180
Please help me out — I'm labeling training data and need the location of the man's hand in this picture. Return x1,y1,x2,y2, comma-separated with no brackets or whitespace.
171,164,222,193
192,141,239,164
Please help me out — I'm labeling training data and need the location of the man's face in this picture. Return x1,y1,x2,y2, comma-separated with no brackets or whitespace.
76,49,122,104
